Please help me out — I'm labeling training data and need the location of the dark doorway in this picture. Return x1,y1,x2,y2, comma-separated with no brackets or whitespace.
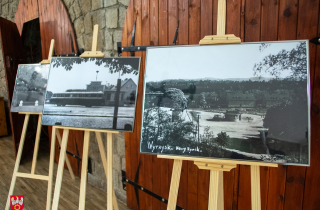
20,18,50,159
21,18,42,63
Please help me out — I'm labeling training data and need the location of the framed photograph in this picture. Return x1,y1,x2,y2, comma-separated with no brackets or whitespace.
42,57,141,132
11,64,50,113
140,40,310,166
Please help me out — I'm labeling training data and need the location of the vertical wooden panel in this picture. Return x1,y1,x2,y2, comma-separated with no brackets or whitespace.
278,0,298,40
301,0,320,209
188,0,201,44
125,0,136,207
201,0,213,38
238,1,261,209
266,166,287,210
168,0,178,43
226,0,241,37
150,0,159,45
176,1,189,208
244,0,261,41
261,0,279,41
237,165,251,209
178,0,188,44
187,0,200,209
159,0,170,210
260,0,281,209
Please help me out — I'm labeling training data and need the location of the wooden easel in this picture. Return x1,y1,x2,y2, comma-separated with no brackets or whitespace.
5,39,76,210
50,25,120,210
161,1,278,210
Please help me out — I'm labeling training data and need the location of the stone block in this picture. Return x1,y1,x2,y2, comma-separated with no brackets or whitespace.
73,0,82,18
9,1,18,17
77,35,85,49
113,29,123,51
103,50,115,57
74,17,84,36
92,9,106,29
89,142,102,164
113,153,121,172
92,0,103,10
84,34,93,51
105,29,113,50
2,4,8,17
113,169,119,188
118,6,127,28
84,13,93,34
104,0,117,7
68,6,76,22
119,0,129,6
116,133,125,156
63,0,74,9
106,7,118,29
97,29,105,51
121,157,126,171
80,0,91,14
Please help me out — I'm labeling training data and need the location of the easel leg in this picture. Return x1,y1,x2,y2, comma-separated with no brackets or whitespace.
95,132,119,210
167,159,183,210
31,114,42,174
46,127,57,210
107,133,113,210
79,131,90,210
208,170,224,210
51,129,70,210
250,165,261,210
5,114,30,210
56,129,75,180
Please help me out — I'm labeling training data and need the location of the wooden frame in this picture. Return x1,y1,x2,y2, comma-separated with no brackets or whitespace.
50,25,119,210
161,1,278,210
5,41,75,210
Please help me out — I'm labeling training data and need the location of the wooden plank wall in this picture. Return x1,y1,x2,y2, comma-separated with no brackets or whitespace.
122,0,320,209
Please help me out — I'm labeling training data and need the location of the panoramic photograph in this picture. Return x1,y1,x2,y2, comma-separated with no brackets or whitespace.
42,57,141,131
140,41,309,165
11,64,50,113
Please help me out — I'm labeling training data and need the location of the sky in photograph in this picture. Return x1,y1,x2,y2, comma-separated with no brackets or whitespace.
46,58,139,93
145,41,306,82
19,64,50,79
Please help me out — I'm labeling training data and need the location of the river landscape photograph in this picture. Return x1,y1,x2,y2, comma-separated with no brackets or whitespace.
140,41,310,165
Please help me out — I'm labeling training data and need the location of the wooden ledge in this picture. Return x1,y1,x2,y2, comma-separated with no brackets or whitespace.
194,161,236,171
80,51,105,57
157,155,278,167
52,125,120,133
199,34,241,45
18,112,42,115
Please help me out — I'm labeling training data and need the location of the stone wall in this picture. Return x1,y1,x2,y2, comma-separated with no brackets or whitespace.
0,0,129,203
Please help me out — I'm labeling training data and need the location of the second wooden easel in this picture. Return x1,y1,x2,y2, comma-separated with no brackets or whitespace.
5,39,75,210
50,25,119,210
161,1,278,210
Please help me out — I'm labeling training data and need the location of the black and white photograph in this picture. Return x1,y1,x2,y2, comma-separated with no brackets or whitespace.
140,41,310,165
42,57,141,131
11,64,50,113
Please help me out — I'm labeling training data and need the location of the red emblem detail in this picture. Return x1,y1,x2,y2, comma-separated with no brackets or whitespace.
10,196,24,210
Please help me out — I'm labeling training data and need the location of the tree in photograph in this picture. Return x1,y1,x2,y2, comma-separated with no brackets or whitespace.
253,42,307,80
165,88,188,111
51,57,139,75
216,132,229,155
200,92,207,108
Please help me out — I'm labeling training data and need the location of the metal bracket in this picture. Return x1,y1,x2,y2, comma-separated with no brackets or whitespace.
57,146,82,161
310,37,320,45
117,20,180,55
122,170,185,210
